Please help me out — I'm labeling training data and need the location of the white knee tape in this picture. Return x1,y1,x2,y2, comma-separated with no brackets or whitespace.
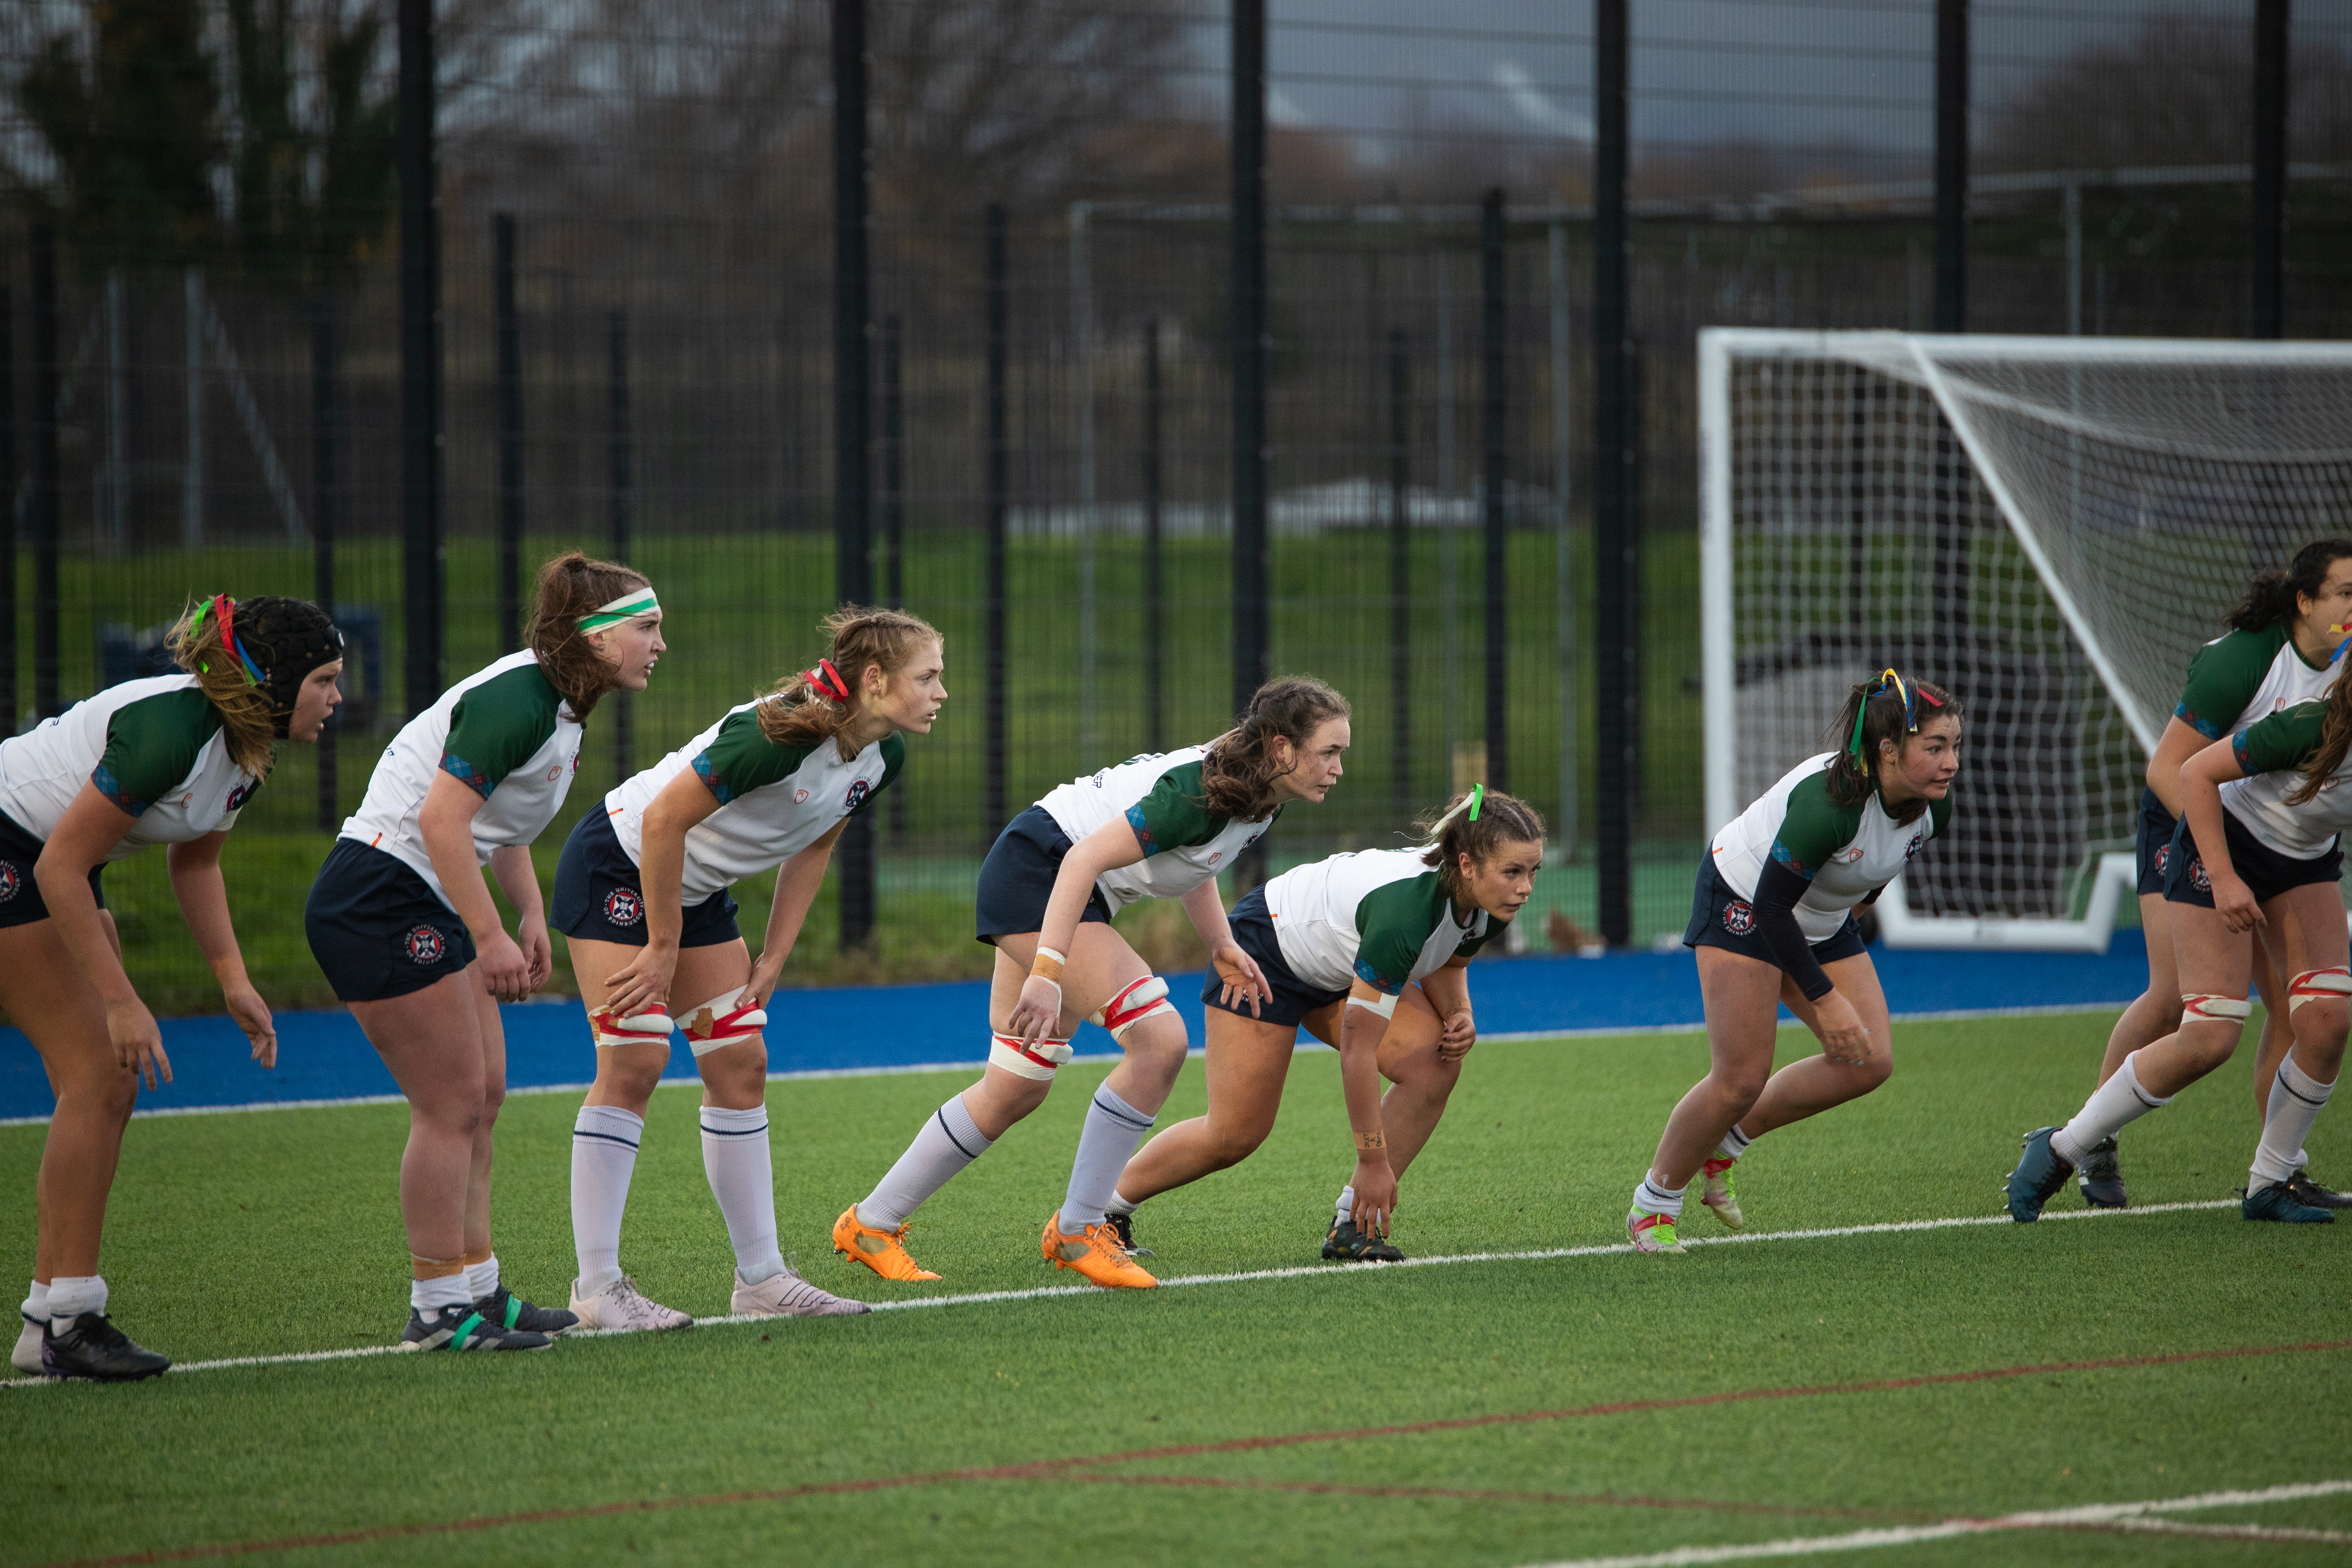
590,1006,674,1048
2181,993,2254,1025
681,990,768,1058
989,1032,1074,1081
1088,976,1175,1042
2288,968,2352,1014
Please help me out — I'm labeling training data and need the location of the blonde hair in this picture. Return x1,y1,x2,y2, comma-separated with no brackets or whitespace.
759,606,944,758
166,599,279,776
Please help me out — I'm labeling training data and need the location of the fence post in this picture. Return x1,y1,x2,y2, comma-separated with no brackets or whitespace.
1934,0,1968,333
0,280,15,731
29,220,59,721
1482,189,1508,795
312,291,340,830
398,0,444,716
495,213,524,651
833,0,876,948
1548,217,1575,863
882,314,903,611
1143,317,1165,755
1230,0,1269,889
608,309,633,781
1592,0,1635,947
2251,0,2288,340
984,203,1009,849
1388,326,1410,827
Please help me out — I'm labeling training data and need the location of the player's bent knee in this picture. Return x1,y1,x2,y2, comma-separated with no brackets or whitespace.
591,1004,676,1050
680,990,767,1060
2287,968,2351,1019
1090,975,1179,1046
989,1032,1074,1082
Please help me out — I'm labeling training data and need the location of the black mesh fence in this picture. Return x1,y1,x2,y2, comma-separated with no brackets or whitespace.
1,0,2348,1005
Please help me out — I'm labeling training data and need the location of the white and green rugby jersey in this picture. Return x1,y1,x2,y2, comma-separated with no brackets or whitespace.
606,701,905,900
0,674,263,858
1035,745,1278,914
340,650,585,909
2174,622,2340,742
1263,846,1499,997
2224,701,2352,858
1711,753,1951,943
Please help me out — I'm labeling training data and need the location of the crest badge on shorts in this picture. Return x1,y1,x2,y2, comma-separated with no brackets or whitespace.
404,925,446,966
0,863,20,903
2154,844,2171,877
603,888,645,927
1722,900,1756,936
2190,857,2211,894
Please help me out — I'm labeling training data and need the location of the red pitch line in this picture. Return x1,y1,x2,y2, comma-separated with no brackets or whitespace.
1053,1470,1914,1522
40,1338,2352,1568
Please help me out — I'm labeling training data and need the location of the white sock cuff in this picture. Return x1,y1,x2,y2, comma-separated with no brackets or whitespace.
21,1280,49,1320
2118,1053,2174,1109
699,1104,770,1135
1106,1190,1139,1217
2277,1054,2334,1103
1091,1084,1155,1130
576,1104,646,1143
937,1094,992,1157
47,1275,106,1321
466,1254,500,1296
1336,1184,1355,1219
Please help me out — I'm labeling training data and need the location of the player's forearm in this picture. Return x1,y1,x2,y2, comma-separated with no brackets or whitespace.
167,856,248,981
757,843,833,977
487,845,545,924
1180,879,1233,950
1337,1007,1388,1145
633,814,691,951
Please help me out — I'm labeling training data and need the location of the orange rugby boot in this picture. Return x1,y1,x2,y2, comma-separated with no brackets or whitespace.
832,1205,942,1283
1041,1213,1158,1289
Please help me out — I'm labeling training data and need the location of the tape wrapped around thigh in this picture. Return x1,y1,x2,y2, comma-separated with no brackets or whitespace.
1088,975,1175,1041
681,991,769,1057
590,1006,675,1048
2288,967,2352,1014
990,1032,1074,1081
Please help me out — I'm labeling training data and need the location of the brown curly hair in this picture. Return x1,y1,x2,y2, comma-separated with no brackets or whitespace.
1196,677,1352,821
1416,787,1547,900
758,606,944,759
524,551,652,721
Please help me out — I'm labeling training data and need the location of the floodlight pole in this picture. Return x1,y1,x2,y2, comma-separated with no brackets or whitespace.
1592,0,1635,947
1231,0,1271,891
984,203,1010,849
0,282,15,730
1934,0,1968,333
28,220,59,720
1481,188,1508,795
2252,0,2289,340
607,309,633,781
397,0,444,717
312,291,340,829
495,213,524,652
833,0,876,948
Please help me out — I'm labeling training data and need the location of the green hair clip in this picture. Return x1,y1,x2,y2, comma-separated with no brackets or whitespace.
1468,782,1483,823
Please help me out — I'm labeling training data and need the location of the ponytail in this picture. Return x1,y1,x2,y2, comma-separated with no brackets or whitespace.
1196,677,1352,821
2225,538,2352,634
758,605,943,757
1415,785,1546,901
166,596,285,776
2287,664,2352,806
524,551,652,720
1822,669,1962,819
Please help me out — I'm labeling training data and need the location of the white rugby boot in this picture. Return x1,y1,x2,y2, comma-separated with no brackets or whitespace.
731,1262,871,1318
568,1274,692,1332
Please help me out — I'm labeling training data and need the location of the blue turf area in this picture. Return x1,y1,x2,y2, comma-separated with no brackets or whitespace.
0,934,2152,1121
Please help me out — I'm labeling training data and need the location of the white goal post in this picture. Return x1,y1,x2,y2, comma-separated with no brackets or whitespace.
1700,329,2352,952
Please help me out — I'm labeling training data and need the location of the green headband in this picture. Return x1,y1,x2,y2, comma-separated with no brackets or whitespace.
578,587,659,634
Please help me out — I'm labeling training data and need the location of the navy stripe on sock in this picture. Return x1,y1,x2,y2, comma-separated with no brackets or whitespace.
935,1107,983,1160
699,1121,769,1137
2275,1070,2330,1108
1090,1094,1155,1131
573,1130,641,1151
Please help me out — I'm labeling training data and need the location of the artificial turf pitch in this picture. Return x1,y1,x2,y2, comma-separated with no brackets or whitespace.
3,1010,2348,1567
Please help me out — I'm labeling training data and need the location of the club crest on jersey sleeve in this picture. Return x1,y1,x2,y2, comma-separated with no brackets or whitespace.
844,779,871,811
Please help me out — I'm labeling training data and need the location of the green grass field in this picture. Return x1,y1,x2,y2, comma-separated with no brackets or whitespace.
4,1009,2349,1567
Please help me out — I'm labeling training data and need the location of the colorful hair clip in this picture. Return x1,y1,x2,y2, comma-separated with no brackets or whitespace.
1468,782,1484,823
808,658,851,703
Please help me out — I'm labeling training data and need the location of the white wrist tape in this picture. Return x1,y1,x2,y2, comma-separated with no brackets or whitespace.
989,1032,1075,1081
1348,991,1399,1020
2289,967,2352,1014
681,990,769,1057
589,1005,675,1048
2181,992,2254,1025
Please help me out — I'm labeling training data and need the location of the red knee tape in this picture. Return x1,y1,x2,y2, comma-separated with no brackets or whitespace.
1095,975,1172,1036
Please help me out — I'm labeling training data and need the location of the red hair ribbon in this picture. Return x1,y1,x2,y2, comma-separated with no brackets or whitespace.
808,658,851,703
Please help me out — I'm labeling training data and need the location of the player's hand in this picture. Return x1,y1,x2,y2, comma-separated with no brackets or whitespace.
476,929,533,1005
1815,990,1873,1066
736,965,783,1016
224,982,277,1069
1008,974,1066,1047
602,943,678,1020
1213,940,1269,1019
1437,1008,1476,1063
517,916,554,994
1349,1155,1400,1238
107,996,171,1089
2211,870,2265,934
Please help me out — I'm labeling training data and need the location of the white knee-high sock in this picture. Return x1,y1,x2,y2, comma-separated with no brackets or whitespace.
860,1094,992,1231
701,1104,784,1285
2251,1056,2336,1190
47,1274,105,1329
1715,1123,1753,1162
572,1104,644,1295
1059,1085,1156,1232
2052,1052,2172,1165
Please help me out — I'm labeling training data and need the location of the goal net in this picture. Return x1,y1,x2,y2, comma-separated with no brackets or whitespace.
1699,331,2352,950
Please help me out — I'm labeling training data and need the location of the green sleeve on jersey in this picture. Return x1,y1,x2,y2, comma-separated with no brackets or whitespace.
2235,699,2328,776
441,665,559,799
93,689,220,816
1927,792,1953,839
847,733,906,818
1768,773,1866,881
2176,625,2291,739
1124,760,1226,856
691,707,815,807
1351,873,1444,994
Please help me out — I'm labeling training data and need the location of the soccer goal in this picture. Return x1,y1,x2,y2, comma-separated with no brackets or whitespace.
1699,330,2352,951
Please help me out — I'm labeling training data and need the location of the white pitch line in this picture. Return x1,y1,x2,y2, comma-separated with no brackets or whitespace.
0,1197,2239,1388
1513,1479,2352,1567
